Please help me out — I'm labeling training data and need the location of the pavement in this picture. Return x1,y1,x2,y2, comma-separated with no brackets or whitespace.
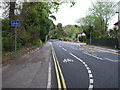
2,42,51,88
51,40,119,89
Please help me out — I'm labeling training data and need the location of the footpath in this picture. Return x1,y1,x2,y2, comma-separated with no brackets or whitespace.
2,42,51,88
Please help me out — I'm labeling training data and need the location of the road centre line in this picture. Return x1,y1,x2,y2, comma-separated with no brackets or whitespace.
69,53,83,62
62,48,67,51
69,52,93,89
57,44,67,51
50,42,67,89
56,44,62,47
57,44,61,47
59,45,61,47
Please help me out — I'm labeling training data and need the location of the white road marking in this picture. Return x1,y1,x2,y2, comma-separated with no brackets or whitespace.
69,52,93,89
82,62,86,65
83,52,103,60
85,64,88,67
57,44,62,48
89,74,93,78
90,79,93,83
47,59,51,88
88,70,92,74
87,67,90,70
62,48,67,51
63,58,74,63
59,46,62,48
104,58,118,62
89,85,93,89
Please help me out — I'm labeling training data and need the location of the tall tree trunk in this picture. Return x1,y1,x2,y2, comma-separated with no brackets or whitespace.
9,0,16,32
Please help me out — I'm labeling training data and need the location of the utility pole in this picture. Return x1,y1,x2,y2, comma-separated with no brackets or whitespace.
89,26,92,44
90,30,92,44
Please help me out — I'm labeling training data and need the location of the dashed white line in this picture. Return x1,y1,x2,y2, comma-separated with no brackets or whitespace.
86,67,90,70
69,52,93,89
85,64,88,67
89,85,93,89
82,62,86,64
88,70,92,74
59,46,62,48
90,79,93,83
89,74,93,78
62,48,67,51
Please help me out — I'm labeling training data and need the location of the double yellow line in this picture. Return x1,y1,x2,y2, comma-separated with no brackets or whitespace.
50,42,67,90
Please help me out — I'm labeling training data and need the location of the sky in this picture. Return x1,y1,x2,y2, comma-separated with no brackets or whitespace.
0,0,119,29
52,0,120,29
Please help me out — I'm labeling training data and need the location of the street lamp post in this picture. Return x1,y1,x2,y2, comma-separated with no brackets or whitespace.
89,26,93,44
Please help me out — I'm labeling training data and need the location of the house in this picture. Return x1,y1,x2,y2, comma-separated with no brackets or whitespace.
113,22,118,30
113,1,120,49
76,32,86,37
113,1,120,30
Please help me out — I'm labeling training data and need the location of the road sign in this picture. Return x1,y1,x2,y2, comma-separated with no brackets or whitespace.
11,20,20,59
11,20,20,26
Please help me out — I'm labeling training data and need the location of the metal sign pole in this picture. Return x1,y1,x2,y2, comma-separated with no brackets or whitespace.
15,26,17,59
11,20,20,59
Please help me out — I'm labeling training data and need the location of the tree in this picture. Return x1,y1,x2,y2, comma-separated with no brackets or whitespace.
2,0,76,51
89,0,116,34
77,0,116,39
63,25,80,38
108,29,118,38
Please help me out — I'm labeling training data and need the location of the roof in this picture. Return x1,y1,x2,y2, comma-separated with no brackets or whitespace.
114,20,120,25
114,22,118,25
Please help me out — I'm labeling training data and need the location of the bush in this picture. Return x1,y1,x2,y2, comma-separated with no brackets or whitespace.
17,42,22,50
2,33,14,51
36,39,42,47
79,36,86,42
59,37,73,42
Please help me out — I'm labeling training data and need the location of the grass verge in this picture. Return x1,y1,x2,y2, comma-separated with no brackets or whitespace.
2,44,42,65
